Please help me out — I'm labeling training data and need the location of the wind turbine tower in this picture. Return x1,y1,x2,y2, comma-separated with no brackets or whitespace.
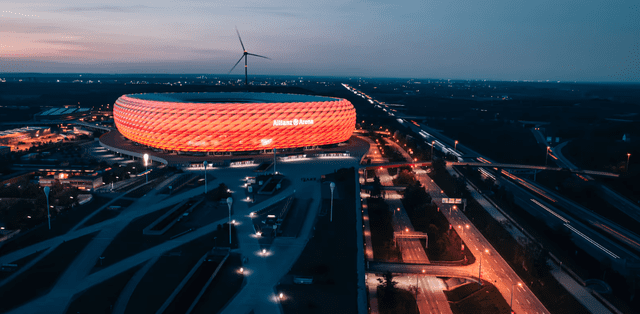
229,28,270,86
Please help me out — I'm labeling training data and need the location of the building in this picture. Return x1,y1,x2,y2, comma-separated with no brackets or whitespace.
113,92,356,153
0,126,50,146
39,175,103,191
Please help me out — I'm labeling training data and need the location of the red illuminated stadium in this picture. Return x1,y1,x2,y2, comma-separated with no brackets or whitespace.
113,92,356,152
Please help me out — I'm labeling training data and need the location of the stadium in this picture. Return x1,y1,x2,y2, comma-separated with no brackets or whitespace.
112,92,356,153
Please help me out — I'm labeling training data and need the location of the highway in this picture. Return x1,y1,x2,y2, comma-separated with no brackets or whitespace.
395,108,640,271
380,137,549,314
552,139,640,227
346,83,627,313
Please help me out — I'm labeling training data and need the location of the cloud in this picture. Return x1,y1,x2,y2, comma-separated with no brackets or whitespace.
58,5,152,13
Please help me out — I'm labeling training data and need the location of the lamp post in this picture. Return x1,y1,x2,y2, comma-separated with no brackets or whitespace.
545,146,550,167
479,249,488,283
511,282,522,310
227,197,233,244
454,140,458,151
431,141,435,160
627,153,631,172
143,153,149,183
203,161,208,194
44,186,51,230
330,182,335,222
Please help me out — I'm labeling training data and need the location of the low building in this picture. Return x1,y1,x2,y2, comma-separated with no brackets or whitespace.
39,175,103,191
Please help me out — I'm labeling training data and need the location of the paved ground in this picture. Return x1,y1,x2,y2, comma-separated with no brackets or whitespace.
1,150,366,314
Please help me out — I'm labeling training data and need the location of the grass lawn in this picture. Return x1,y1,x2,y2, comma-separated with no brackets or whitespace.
0,250,41,280
95,200,236,274
65,265,141,314
280,198,311,238
0,232,97,313
124,232,217,314
191,253,244,314
277,168,358,314
444,282,511,314
77,199,135,229
378,287,419,314
92,204,175,271
0,196,110,256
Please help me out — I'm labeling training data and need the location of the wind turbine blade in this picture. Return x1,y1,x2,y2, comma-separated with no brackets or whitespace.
235,27,245,51
247,53,270,60
228,55,245,73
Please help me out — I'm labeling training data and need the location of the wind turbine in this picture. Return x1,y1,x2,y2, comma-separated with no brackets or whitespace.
229,28,270,87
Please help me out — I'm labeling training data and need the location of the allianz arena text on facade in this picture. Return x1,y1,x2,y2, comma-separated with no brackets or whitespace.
113,92,356,152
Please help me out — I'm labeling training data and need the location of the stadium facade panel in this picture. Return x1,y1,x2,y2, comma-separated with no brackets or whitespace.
113,92,356,152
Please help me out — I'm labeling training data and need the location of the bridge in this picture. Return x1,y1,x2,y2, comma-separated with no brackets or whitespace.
450,162,619,178
362,160,618,178
360,185,406,191
366,261,480,283
73,121,114,132
363,161,432,170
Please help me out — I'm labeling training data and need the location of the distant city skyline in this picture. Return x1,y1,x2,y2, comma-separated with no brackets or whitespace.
1,0,639,82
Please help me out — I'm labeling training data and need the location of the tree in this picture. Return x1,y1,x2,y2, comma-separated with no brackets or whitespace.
371,176,382,199
393,169,416,186
378,271,398,296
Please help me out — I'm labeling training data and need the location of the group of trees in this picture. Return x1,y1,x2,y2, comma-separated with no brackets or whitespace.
377,271,419,314
0,179,80,230
367,197,402,261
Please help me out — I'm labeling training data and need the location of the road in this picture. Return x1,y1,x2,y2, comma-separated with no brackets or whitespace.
382,137,549,314
347,84,621,313
554,140,640,227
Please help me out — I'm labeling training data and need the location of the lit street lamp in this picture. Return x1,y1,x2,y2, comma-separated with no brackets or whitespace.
511,282,522,310
545,146,550,167
627,153,631,172
227,197,233,244
431,141,435,160
143,153,149,183
330,182,335,222
203,161,208,194
44,186,51,230
454,140,458,151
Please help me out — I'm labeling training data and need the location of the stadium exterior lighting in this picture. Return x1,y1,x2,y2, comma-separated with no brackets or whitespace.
113,93,356,153
143,153,149,183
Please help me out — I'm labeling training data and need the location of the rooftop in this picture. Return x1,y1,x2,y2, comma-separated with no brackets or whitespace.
125,92,338,104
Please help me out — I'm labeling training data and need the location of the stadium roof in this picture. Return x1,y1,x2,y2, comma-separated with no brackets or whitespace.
127,92,338,104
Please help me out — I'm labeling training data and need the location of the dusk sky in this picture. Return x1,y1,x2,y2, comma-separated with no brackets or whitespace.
1,0,638,81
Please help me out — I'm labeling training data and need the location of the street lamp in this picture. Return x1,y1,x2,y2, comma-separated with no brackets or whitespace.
627,153,631,172
143,153,149,183
203,161,208,194
479,249,489,283
511,282,522,310
227,197,233,244
44,186,51,230
431,141,435,160
545,146,550,167
455,140,458,151
330,182,335,222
